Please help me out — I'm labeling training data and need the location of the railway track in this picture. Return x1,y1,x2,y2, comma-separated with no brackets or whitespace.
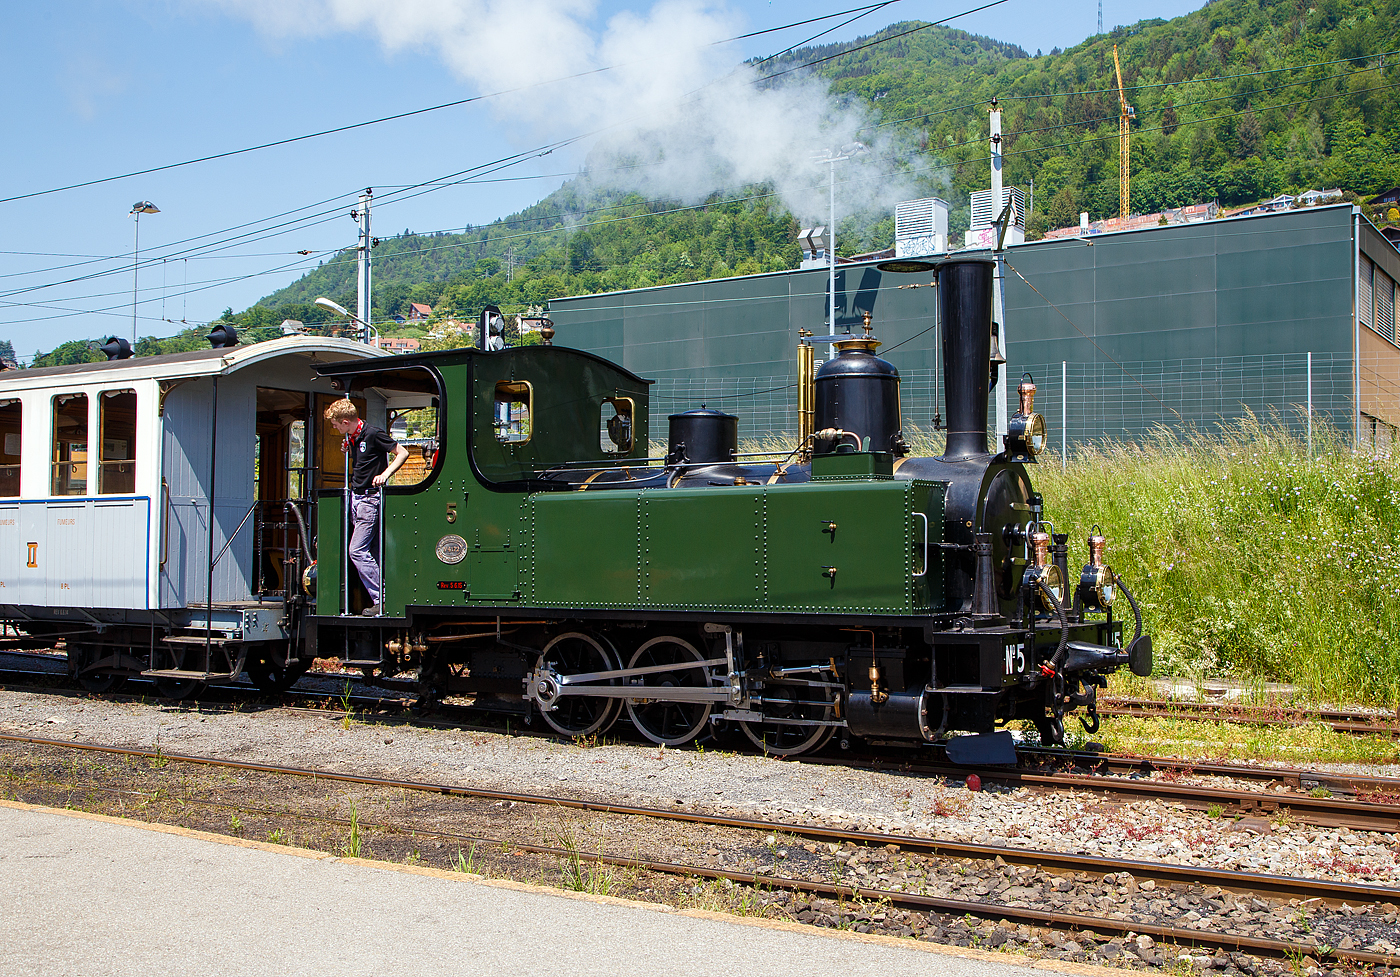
4,732,1397,969
1100,697,1400,737
4,651,1400,833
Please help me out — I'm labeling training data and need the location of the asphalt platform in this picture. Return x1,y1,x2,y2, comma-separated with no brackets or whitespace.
0,801,1107,976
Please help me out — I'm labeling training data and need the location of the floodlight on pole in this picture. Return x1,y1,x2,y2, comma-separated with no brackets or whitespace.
314,296,378,347
811,143,867,360
129,201,159,345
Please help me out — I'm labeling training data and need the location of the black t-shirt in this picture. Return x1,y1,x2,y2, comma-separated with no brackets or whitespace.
348,423,399,493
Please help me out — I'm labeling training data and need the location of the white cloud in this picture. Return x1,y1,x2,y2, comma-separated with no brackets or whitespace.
197,0,924,224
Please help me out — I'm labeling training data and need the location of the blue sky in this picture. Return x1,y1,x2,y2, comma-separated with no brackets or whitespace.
0,0,1204,356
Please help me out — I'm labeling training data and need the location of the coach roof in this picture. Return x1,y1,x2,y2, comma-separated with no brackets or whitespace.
0,336,385,392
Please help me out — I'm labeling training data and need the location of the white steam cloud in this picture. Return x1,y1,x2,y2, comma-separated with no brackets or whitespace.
201,0,927,225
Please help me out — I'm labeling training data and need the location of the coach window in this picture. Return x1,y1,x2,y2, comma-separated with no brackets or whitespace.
0,400,19,497
98,389,137,494
493,381,532,444
51,393,88,496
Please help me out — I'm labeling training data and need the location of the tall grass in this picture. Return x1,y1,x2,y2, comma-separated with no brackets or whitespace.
1032,414,1400,707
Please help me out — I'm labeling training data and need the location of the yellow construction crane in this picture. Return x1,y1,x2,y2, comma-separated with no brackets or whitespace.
1113,44,1135,220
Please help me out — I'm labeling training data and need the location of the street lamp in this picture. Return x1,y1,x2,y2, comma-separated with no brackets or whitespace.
811,143,867,358
129,201,159,345
314,296,378,347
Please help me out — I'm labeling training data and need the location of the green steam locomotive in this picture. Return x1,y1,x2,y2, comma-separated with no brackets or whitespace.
307,256,1151,757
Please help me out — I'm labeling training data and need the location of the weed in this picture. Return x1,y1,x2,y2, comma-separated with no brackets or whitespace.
1292,906,1312,933
1206,803,1225,819
229,812,244,835
266,829,287,845
452,844,481,875
339,682,356,730
342,802,362,858
1307,785,1332,798
553,820,616,896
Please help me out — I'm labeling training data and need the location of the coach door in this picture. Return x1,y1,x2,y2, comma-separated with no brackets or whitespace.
252,388,319,598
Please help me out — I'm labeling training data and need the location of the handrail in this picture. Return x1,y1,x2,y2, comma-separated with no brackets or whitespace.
912,512,929,578
159,479,171,569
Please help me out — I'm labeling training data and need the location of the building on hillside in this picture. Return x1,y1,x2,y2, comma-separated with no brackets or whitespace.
376,336,421,355
1297,188,1343,207
548,205,1400,454
408,303,433,321
1368,187,1400,206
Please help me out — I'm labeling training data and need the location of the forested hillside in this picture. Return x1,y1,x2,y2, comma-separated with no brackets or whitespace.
797,0,1399,235
28,0,1400,362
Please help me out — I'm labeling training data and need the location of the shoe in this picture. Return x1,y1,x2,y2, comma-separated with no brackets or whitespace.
362,604,381,617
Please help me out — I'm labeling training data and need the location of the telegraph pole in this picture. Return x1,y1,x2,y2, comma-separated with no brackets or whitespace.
356,188,373,345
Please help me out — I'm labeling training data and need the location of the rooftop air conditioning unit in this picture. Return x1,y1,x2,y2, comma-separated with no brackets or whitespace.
969,186,1026,230
894,198,949,258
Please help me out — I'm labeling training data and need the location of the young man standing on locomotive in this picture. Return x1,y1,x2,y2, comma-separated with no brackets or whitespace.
325,399,409,616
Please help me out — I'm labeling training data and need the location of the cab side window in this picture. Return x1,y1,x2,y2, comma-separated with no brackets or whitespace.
51,394,88,496
387,405,438,487
600,397,634,454
0,399,19,497
99,389,137,494
493,381,532,444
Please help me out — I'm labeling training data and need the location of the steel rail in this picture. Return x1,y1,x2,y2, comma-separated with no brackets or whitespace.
5,660,1400,831
1100,698,1400,737
816,755,1400,833
3,732,1397,907
10,742,1398,969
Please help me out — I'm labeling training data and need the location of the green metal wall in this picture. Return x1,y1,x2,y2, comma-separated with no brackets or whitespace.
550,205,1358,444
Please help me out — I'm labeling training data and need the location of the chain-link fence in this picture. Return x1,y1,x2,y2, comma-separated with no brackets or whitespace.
648,352,1368,450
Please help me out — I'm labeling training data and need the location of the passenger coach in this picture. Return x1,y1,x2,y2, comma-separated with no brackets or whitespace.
0,334,386,694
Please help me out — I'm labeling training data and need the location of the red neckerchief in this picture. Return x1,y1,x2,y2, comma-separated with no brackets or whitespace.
343,419,364,451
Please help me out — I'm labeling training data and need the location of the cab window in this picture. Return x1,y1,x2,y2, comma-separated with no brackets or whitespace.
387,405,438,487
600,397,634,454
493,381,532,444
0,400,19,497
51,394,88,496
99,389,137,494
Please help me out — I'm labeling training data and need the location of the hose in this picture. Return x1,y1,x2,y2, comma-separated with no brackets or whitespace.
1115,572,1143,645
286,501,315,562
1037,580,1070,674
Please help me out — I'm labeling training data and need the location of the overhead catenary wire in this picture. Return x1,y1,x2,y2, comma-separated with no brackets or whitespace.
13,70,1393,329
12,7,1395,340
0,0,1033,331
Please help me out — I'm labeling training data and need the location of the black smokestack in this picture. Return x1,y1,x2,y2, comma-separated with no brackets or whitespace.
938,257,995,459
